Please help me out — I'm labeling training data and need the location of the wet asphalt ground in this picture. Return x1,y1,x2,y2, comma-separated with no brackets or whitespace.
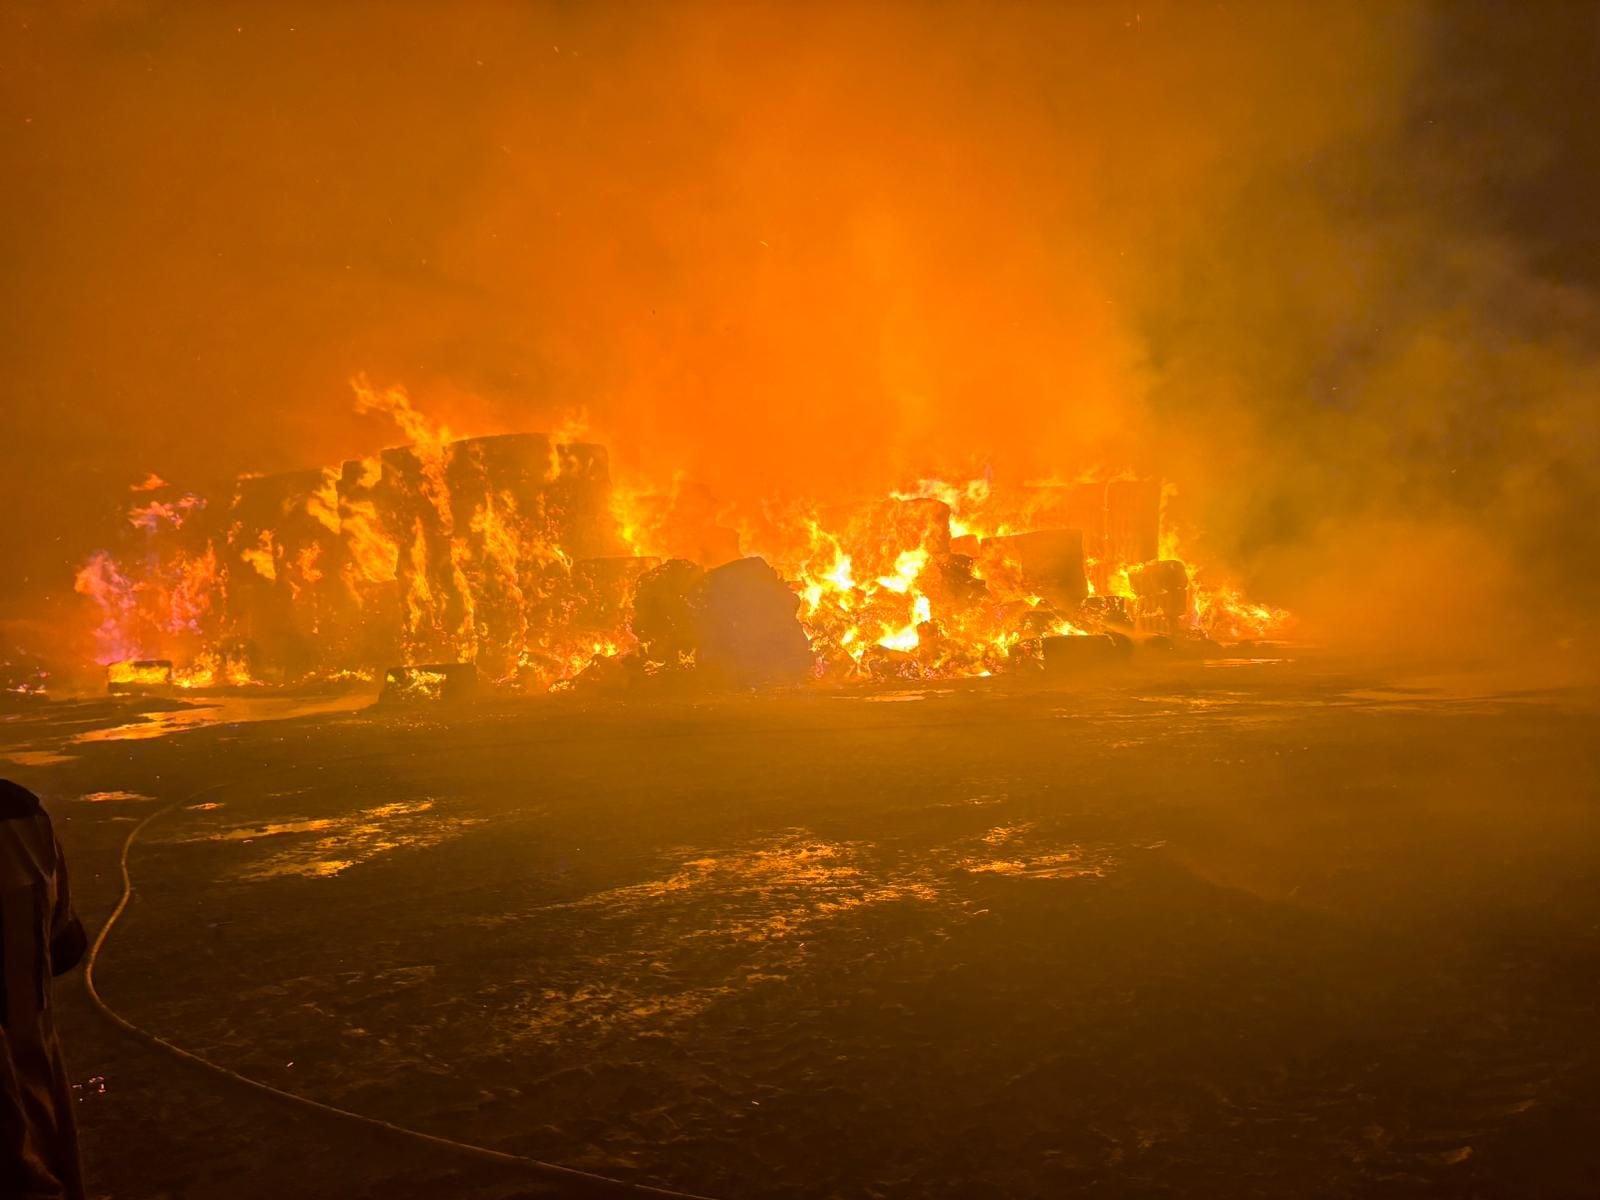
4,657,1598,1198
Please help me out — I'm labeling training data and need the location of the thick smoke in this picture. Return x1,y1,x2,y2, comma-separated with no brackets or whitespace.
2,1,1595,661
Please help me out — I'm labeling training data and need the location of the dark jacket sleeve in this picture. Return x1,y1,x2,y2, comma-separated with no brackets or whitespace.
49,834,87,977
0,779,88,976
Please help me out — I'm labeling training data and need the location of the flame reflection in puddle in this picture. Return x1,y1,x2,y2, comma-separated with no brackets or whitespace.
484,824,1120,1043
168,798,482,881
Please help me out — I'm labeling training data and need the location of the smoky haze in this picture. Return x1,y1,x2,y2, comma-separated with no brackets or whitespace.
2,0,1596,657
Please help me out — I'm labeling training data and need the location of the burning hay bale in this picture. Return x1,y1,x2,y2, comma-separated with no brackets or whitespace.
1127,559,1191,636
980,529,1088,608
70,373,1289,695
518,556,662,692
997,479,1159,597
572,557,661,633
544,443,624,561
107,659,175,695
374,443,466,664
378,662,477,705
389,433,622,674
631,559,706,667
329,455,405,669
226,468,349,678
149,428,635,689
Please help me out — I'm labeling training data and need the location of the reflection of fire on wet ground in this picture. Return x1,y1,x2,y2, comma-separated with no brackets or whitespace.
72,693,373,745
0,692,375,767
466,826,1123,1044
55,673,1600,1199
962,821,1120,878
163,798,483,880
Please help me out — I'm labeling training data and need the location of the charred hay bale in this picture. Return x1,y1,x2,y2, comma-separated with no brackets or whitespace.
693,557,815,687
631,559,705,665
226,468,349,676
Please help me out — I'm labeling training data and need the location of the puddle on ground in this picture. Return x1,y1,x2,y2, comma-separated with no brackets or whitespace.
71,694,371,746
79,790,155,803
2,749,78,767
73,707,225,743
199,818,343,842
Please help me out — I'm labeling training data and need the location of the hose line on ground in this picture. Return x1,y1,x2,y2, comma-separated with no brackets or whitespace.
82,783,721,1200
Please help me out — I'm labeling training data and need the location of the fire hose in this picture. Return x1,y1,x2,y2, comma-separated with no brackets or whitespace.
82,782,722,1200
